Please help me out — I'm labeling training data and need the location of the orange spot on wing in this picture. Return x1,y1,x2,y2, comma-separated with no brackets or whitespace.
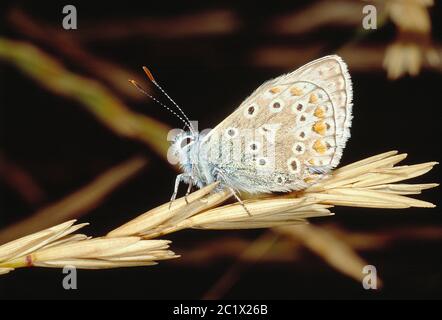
269,87,280,94
313,140,326,154
304,177,314,183
313,121,326,135
314,106,325,118
309,93,318,103
290,87,303,96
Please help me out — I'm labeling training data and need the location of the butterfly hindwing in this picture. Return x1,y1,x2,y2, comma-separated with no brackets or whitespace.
200,55,353,193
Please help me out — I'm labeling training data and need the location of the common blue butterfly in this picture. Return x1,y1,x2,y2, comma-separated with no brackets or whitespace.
131,55,353,209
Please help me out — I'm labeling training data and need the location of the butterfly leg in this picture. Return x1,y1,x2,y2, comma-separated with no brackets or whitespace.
228,186,252,217
214,168,252,216
169,173,184,209
183,164,196,204
184,176,193,204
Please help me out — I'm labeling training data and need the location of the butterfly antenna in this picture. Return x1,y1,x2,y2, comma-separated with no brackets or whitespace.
128,79,193,132
142,66,196,136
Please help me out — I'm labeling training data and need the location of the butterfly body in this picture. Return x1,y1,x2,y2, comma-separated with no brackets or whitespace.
170,55,353,197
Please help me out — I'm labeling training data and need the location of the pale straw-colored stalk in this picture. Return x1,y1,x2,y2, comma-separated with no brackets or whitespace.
0,220,177,275
108,151,437,239
0,151,437,275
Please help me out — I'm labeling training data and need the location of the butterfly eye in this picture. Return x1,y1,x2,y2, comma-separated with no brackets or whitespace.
180,137,194,149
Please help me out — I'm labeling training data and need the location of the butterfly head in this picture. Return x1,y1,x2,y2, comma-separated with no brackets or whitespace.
170,131,198,168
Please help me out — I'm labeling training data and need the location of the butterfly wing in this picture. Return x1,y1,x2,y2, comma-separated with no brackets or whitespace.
200,55,353,193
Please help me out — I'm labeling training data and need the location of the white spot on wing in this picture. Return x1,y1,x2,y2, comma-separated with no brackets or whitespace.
292,142,305,155
287,157,301,174
224,127,238,139
274,174,286,185
269,99,285,113
244,104,259,118
247,141,261,153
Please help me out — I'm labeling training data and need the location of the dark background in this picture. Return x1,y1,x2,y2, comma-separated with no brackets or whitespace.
0,0,441,299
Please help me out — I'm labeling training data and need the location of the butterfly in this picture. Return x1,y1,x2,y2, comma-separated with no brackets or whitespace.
131,55,353,209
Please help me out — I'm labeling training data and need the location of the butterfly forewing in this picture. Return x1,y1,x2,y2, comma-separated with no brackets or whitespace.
200,55,353,193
